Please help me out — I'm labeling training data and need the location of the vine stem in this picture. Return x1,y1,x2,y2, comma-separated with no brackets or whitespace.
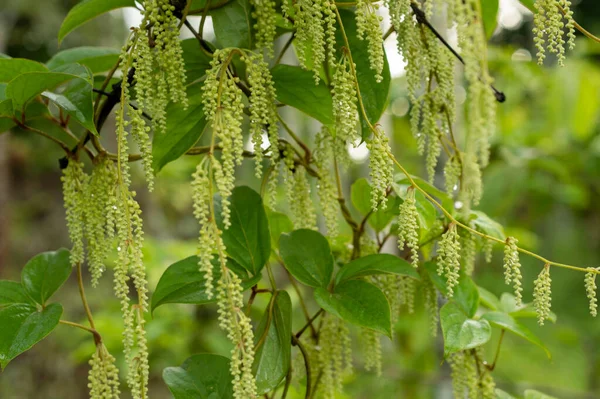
486,329,505,371
333,6,599,276
59,320,102,345
295,309,324,339
77,262,97,331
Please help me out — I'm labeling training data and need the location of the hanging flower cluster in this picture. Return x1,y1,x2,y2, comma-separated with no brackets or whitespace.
316,314,353,399
355,0,384,82
585,267,598,317
503,237,524,306
532,0,576,66
331,54,360,145
360,327,382,376
287,164,318,230
397,187,420,267
449,349,496,399
250,0,277,57
533,264,552,325
314,128,340,236
437,223,461,297
61,159,88,267
423,277,438,337
289,0,337,83
367,130,393,210
88,344,120,399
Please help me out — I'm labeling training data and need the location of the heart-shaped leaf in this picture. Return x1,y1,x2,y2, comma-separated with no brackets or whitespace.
0,58,47,83
335,253,419,284
253,291,292,394
0,281,34,306
216,186,271,276
440,302,491,356
152,81,207,172
58,0,137,43
279,229,333,288
163,354,234,399
271,64,334,126
314,279,391,337
151,256,260,313
21,249,71,306
211,0,255,49
46,47,120,74
481,311,550,358
0,303,63,369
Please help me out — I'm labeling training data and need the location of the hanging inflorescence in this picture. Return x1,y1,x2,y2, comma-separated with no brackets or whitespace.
397,187,420,267
503,236,524,306
367,129,393,211
449,349,496,399
289,0,337,83
533,264,552,325
250,0,277,57
314,128,340,236
423,277,439,337
460,228,477,276
585,267,598,317
61,159,88,267
316,314,353,399
532,0,576,66
331,54,360,145
437,223,461,297
355,0,384,82
360,327,382,376
88,344,121,399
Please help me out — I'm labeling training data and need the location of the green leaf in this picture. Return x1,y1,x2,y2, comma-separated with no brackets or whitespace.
335,9,390,138
0,303,63,370
496,389,518,399
335,254,419,284
266,209,293,251
42,68,97,134
58,0,137,43
481,311,550,358
518,0,534,12
5,64,91,113
0,59,47,83
211,0,255,49
279,229,333,288
499,293,557,323
477,286,501,311
470,210,505,240
216,186,271,276
424,262,479,317
524,390,558,399
151,256,258,313
0,281,34,306
152,82,207,172
180,39,214,83
440,302,491,356
271,64,334,126
350,178,397,232
315,279,391,337
163,354,234,399
21,249,71,307
253,291,292,394
481,0,499,39
46,47,120,74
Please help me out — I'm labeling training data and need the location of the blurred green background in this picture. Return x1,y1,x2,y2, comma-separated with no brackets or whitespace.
1,0,600,398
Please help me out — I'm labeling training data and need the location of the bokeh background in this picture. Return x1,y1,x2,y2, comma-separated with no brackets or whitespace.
1,0,600,398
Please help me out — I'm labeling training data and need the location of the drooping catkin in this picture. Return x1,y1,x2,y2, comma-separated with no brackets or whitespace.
367,130,393,211
533,264,552,325
316,314,353,399
360,328,382,376
437,223,461,297
61,158,88,267
423,277,438,337
503,237,523,306
398,188,420,267
88,344,121,399
331,55,360,146
355,0,384,82
585,267,598,317
532,0,576,66
250,0,277,57
286,163,317,230
314,128,339,236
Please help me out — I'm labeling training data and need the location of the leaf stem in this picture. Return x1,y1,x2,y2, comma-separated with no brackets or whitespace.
291,335,312,399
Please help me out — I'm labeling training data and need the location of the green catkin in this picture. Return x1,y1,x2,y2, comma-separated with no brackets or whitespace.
437,223,461,297
533,0,576,66
217,266,257,399
458,153,483,211
444,155,461,195
84,158,119,287
533,264,552,325
202,49,245,228
355,0,384,82
483,239,494,263
399,275,416,314
114,46,151,399
423,277,438,337
461,229,477,276
292,0,337,83
290,165,317,230
61,159,88,267
192,159,215,297
244,52,279,178
331,55,360,145
503,237,523,306
317,314,352,399
88,344,120,399
397,188,420,267
314,128,339,236
250,0,277,57
367,130,393,211
585,267,598,317
360,328,382,376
